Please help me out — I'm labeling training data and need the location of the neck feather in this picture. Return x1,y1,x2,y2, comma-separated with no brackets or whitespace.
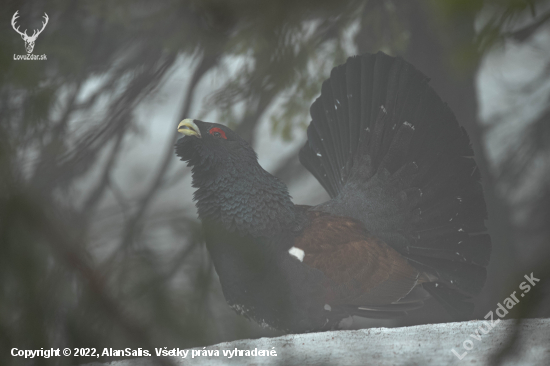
191,159,296,238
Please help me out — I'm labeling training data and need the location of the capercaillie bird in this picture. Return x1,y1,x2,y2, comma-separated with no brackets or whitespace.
175,52,491,333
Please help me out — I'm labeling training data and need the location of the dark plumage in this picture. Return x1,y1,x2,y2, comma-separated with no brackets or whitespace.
175,52,491,332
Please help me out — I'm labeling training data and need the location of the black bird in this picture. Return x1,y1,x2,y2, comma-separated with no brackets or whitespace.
175,52,491,333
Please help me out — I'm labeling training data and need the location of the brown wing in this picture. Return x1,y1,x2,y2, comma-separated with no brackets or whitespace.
295,209,421,307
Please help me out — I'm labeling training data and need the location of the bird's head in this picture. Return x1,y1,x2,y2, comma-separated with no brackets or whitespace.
175,119,257,169
175,119,296,235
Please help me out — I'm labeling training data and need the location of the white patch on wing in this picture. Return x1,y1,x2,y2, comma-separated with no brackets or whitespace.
324,304,332,311
288,247,305,262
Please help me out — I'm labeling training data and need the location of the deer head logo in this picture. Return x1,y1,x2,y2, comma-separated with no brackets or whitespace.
11,11,49,54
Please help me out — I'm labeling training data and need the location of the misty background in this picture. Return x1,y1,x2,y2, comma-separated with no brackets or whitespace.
1,0,549,365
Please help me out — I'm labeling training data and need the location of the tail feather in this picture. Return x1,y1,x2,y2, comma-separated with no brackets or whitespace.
379,120,416,174
422,282,474,321
345,56,362,155
406,234,491,267
308,103,342,196
329,64,351,168
299,52,491,320
321,77,347,184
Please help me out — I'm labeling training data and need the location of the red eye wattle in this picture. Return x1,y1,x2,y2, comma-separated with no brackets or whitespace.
209,127,227,139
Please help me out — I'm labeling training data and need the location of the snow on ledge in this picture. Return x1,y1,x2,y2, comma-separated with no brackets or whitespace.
89,318,549,366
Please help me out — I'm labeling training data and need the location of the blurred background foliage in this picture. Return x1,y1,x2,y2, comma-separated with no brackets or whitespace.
1,0,549,365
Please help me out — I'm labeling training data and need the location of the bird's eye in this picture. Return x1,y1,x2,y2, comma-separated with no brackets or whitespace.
209,127,227,139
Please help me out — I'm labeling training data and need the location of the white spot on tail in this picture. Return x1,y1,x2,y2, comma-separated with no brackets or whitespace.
288,247,305,262
230,303,249,316
403,121,415,130
259,319,271,328
324,304,332,311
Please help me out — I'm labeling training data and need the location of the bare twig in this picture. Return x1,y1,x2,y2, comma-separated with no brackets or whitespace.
10,192,176,366
119,53,220,249
81,125,126,216
505,10,550,42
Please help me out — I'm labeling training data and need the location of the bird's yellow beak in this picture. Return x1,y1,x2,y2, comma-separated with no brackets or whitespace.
177,119,202,138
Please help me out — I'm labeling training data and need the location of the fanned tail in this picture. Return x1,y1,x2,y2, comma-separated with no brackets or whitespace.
300,52,491,320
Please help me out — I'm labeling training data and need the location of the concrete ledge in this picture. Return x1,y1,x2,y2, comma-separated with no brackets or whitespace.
91,318,549,366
